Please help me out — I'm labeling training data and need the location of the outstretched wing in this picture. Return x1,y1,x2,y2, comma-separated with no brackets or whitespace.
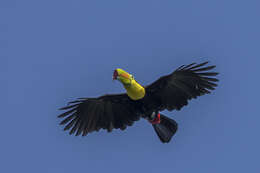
58,93,141,136
145,62,219,111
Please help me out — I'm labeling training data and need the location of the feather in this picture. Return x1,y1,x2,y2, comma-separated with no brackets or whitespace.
193,65,216,72
197,72,219,76
60,113,76,125
58,108,76,118
69,118,81,135
182,63,196,70
75,120,85,136
187,61,209,70
201,77,219,82
82,123,88,136
59,104,79,110
64,117,78,131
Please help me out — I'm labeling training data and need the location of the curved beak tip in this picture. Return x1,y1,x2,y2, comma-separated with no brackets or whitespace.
113,70,118,80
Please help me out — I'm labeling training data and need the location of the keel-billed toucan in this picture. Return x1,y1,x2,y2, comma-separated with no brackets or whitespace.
58,62,218,143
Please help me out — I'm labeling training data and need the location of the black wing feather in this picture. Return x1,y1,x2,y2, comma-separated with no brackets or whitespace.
58,94,140,136
145,62,218,112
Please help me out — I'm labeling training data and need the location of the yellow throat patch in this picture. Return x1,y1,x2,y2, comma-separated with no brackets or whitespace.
124,79,145,100
114,68,146,100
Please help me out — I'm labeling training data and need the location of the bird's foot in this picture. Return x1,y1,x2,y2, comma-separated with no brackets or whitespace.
149,112,161,124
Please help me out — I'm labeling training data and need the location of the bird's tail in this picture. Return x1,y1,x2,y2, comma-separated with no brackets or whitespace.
151,114,178,143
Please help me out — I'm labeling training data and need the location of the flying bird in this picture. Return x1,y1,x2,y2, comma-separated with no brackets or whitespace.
58,61,218,143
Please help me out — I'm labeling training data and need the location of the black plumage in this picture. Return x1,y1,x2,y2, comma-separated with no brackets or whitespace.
152,114,178,143
143,61,218,112
59,94,140,135
58,62,218,142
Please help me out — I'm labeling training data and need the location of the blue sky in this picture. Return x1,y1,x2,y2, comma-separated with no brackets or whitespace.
2,0,260,172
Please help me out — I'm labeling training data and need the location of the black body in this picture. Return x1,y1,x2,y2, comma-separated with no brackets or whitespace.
58,62,218,143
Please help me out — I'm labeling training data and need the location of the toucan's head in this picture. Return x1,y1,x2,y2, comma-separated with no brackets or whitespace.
113,68,133,85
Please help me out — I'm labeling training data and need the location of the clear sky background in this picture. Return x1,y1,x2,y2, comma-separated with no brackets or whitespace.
2,0,260,173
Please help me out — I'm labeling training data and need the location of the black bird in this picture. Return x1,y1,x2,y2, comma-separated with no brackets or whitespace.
58,61,218,143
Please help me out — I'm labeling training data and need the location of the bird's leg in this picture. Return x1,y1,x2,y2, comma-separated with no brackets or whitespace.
146,111,161,124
